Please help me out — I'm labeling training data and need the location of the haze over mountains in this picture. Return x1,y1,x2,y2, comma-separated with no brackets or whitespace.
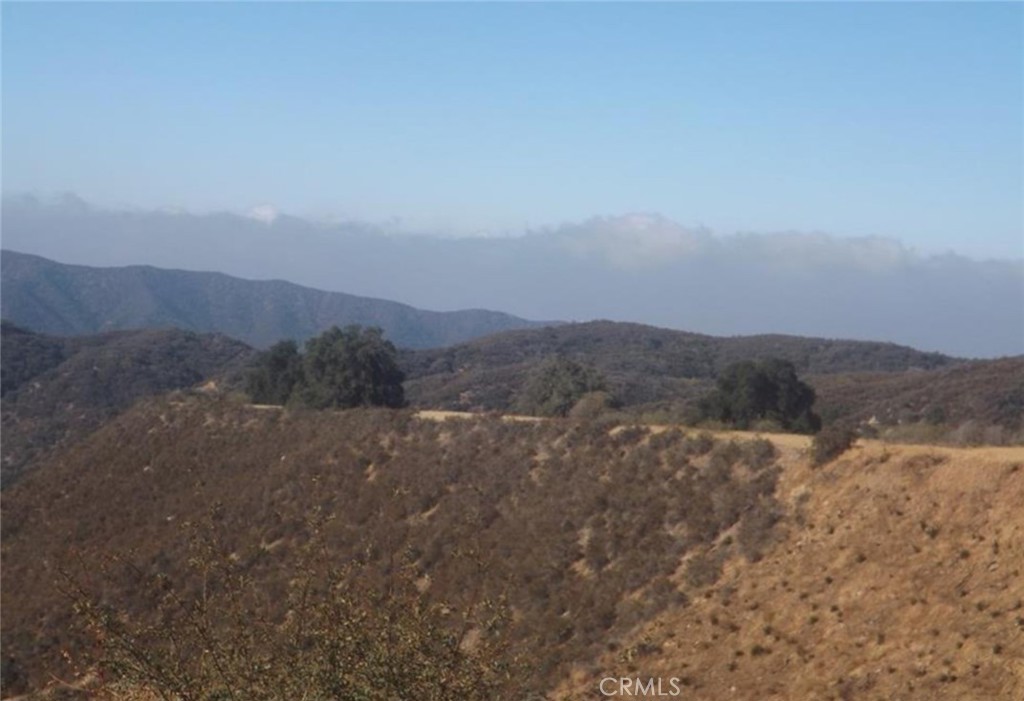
0,250,547,349
5,194,1022,358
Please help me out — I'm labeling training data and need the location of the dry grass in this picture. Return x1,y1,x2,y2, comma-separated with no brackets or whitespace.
4,399,1022,700
555,441,1024,700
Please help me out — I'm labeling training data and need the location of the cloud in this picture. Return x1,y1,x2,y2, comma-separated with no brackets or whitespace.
547,213,920,273
3,194,1020,356
244,204,279,224
724,231,915,272
553,213,712,269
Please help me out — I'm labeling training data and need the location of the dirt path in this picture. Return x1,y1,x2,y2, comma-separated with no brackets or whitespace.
412,409,1024,459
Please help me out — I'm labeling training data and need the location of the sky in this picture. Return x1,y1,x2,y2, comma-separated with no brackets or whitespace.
2,2,1022,260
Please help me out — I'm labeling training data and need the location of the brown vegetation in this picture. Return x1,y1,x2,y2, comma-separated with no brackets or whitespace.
0,324,252,485
3,394,1022,699
556,440,1024,700
2,395,786,697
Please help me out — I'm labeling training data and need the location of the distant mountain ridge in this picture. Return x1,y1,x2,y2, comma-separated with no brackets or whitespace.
0,250,552,349
6,195,1022,357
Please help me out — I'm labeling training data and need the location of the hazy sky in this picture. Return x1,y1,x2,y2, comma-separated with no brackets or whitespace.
3,2,1022,259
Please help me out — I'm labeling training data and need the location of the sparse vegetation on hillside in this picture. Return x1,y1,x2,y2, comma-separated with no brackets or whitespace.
0,321,68,397
0,324,253,484
811,357,1024,445
2,396,788,696
246,325,405,408
65,518,512,701
559,439,1024,701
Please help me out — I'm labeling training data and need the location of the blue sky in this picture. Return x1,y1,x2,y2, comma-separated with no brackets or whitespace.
3,2,1022,259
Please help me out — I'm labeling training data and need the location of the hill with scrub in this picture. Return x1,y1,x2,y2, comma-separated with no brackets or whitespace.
400,320,957,411
0,322,253,484
2,394,1021,699
399,321,1023,441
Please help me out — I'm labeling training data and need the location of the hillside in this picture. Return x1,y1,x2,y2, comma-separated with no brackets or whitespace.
0,250,551,349
812,357,1024,436
2,396,1021,698
0,323,253,484
557,439,1024,700
400,320,958,412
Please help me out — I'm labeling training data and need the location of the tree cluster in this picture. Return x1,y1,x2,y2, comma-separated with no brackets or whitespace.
246,325,405,409
698,358,821,433
514,356,611,417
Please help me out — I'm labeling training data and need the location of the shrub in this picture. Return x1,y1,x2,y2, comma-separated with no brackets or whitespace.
737,496,783,562
684,550,726,588
742,438,778,471
568,390,618,420
63,522,514,701
681,432,716,457
811,425,858,466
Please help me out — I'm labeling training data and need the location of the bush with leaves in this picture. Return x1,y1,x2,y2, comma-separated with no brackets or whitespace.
698,358,821,433
811,424,858,466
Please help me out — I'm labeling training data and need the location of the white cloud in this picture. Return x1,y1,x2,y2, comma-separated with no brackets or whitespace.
555,213,712,269
245,204,279,224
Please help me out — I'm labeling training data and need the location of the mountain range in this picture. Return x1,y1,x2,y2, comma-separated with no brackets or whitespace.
0,250,549,349
2,213,1022,699
5,195,1022,357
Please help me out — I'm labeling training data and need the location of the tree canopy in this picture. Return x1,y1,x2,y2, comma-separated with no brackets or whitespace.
515,356,610,417
246,326,405,409
698,358,820,433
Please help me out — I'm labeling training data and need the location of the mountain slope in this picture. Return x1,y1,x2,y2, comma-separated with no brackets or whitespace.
0,396,792,695
0,323,253,484
0,250,552,349
2,397,1021,698
401,320,958,411
559,439,1024,700
811,357,1024,433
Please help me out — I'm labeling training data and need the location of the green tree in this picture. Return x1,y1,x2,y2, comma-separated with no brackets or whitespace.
296,325,405,409
245,339,303,405
516,356,609,417
698,359,820,433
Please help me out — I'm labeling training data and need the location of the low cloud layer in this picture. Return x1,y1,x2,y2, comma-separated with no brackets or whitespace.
548,214,922,274
3,194,1021,358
